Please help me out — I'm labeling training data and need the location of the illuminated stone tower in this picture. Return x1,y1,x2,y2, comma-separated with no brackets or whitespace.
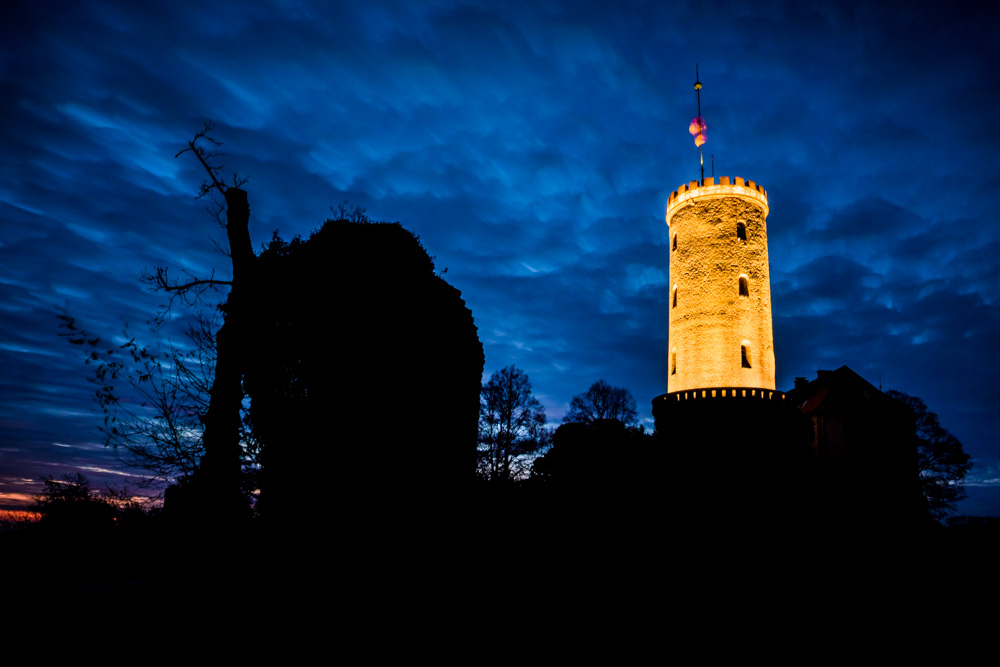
665,176,776,394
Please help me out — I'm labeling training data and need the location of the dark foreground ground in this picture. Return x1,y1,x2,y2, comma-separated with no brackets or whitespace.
5,513,1000,606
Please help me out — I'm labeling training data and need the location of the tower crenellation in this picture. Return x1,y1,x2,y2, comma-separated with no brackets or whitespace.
666,176,768,212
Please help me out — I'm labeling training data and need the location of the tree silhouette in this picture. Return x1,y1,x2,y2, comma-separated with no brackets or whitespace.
531,418,652,485
59,123,255,518
31,473,117,531
478,365,548,482
564,379,638,426
887,390,972,520
57,312,220,488
528,418,658,544
167,123,255,519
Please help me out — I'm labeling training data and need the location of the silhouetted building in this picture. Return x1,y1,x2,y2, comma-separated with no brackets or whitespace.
786,366,925,526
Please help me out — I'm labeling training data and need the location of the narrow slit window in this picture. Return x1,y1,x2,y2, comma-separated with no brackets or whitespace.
739,276,749,297
672,286,678,308
741,344,751,368
737,222,747,242
672,233,677,251
671,349,677,375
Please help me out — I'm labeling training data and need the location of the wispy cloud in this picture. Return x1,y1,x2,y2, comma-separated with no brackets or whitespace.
1,0,998,514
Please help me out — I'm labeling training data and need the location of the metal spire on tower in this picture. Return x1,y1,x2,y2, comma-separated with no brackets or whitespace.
694,64,705,183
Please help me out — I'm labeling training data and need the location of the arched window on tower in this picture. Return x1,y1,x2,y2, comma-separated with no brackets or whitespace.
739,275,749,297
671,349,677,375
741,343,752,368
672,233,677,251
672,285,678,308
737,222,747,243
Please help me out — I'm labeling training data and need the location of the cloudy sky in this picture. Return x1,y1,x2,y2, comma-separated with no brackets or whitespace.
2,0,998,515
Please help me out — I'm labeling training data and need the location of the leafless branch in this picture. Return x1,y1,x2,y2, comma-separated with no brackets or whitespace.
206,198,227,230
145,266,232,293
140,266,232,323
175,121,228,199
154,267,233,292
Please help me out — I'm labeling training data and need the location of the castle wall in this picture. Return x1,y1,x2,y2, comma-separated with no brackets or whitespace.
666,177,775,393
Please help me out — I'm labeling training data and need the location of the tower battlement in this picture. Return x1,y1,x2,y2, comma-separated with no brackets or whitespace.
656,387,787,403
667,177,768,224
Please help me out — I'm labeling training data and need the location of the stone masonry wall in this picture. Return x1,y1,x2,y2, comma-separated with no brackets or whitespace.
666,179,776,393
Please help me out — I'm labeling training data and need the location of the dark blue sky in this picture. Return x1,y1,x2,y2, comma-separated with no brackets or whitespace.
2,1,998,515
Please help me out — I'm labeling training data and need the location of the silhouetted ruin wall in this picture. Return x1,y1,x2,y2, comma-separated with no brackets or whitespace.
247,219,484,531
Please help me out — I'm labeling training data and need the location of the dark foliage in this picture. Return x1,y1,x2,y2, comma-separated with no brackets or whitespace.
531,419,651,485
30,473,148,532
528,419,656,543
887,390,972,520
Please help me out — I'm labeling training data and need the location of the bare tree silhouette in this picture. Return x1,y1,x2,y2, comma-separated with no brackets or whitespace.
563,380,638,426
478,366,548,482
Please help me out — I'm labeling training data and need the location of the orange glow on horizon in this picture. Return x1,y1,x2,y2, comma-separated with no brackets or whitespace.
0,509,41,523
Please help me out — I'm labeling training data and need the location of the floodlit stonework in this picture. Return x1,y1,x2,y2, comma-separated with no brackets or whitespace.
666,176,776,393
